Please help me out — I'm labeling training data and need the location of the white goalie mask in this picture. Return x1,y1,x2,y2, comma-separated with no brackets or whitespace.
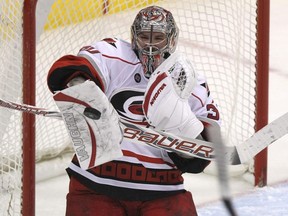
131,6,179,78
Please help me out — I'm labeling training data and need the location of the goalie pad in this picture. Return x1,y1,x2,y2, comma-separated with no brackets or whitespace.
53,80,123,170
143,52,203,139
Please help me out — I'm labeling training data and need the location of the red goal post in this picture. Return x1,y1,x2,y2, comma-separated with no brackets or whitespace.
22,1,37,215
0,0,269,215
254,0,270,187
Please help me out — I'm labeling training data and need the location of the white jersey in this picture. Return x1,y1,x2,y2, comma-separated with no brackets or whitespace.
47,37,220,200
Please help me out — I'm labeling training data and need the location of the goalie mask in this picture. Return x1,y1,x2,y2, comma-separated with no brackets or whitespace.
131,6,179,78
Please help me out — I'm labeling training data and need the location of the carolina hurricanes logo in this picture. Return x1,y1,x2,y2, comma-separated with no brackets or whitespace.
143,8,165,22
110,90,146,123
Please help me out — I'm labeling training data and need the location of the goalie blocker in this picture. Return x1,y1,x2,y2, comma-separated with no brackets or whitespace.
53,80,123,170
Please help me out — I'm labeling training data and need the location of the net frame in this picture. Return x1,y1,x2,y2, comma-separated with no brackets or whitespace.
0,0,269,215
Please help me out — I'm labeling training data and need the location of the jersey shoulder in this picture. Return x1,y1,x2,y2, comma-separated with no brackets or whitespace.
86,37,139,64
190,73,212,107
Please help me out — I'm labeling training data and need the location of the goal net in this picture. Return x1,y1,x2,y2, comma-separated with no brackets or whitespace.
0,0,269,215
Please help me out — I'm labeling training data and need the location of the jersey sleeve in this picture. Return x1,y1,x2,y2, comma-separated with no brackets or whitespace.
76,41,112,92
47,54,106,93
47,38,139,94
189,73,221,124
47,39,118,93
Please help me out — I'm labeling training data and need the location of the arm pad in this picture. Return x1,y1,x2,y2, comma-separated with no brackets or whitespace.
47,55,104,93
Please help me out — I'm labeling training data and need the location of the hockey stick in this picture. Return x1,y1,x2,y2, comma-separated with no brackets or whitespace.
1,97,288,165
0,98,61,119
205,121,238,216
0,98,240,216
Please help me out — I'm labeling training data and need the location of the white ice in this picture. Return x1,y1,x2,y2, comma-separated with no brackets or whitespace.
36,0,288,215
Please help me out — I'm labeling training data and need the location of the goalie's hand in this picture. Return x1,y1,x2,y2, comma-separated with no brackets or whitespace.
168,152,210,173
143,52,203,139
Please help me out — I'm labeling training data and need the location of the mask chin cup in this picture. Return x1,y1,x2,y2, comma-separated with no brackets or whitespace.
139,52,162,78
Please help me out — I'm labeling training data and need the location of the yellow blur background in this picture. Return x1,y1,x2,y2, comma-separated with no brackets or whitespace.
45,0,159,30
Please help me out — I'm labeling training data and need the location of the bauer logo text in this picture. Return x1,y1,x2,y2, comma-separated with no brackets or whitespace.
63,113,89,162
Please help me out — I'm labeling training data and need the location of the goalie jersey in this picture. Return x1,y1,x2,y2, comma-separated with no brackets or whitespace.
47,38,220,201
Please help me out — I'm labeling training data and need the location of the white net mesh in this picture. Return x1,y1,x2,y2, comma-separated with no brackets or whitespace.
36,0,258,151
0,0,24,215
0,0,261,215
